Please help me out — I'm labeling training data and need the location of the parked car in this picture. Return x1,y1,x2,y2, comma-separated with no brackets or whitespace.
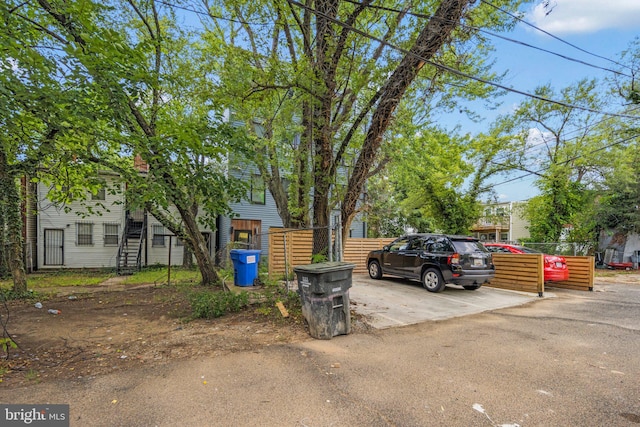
483,243,569,282
367,234,495,292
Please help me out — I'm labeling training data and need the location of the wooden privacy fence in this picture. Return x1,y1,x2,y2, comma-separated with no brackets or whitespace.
267,230,596,293
268,228,393,276
547,256,594,291
268,228,313,278
487,253,545,296
487,254,595,296
344,238,395,273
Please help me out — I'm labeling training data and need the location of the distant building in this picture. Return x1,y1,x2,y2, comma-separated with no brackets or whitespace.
471,201,530,243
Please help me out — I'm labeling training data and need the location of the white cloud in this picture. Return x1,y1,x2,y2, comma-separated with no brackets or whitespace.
527,0,640,34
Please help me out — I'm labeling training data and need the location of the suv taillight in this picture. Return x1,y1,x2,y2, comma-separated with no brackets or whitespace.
448,253,460,265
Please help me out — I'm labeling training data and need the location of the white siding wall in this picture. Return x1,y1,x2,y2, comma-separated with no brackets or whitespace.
509,201,530,242
145,210,216,266
37,178,125,269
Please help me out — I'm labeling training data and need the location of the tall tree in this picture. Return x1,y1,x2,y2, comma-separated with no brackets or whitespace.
0,2,79,291
387,125,519,234
2,0,250,285
202,0,526,254
498,80,618,242
595,141,640,233
0,152,27,291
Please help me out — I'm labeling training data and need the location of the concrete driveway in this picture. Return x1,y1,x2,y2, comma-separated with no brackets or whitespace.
349,274,542,328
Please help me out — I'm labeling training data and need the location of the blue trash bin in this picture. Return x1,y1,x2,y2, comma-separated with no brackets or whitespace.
229,249,262,286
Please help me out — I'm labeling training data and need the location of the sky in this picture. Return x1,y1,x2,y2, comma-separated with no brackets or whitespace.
447,0,640,202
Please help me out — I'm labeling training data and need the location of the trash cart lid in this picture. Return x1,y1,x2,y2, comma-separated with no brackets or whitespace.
229,249,262,254
293,262,356,273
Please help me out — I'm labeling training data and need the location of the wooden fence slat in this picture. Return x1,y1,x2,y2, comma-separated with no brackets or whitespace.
267,232,594,293
486,253,544,296
267,229,393,277
547,256,594,291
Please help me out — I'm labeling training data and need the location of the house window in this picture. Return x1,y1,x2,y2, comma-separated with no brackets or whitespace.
176,236,184,247
103,223,119,246
250,174,266,205
234,229,252,244
91,188,106,201
152,224,166,247
76,222,94,246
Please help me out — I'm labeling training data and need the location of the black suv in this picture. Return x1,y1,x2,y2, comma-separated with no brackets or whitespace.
366,234,495,292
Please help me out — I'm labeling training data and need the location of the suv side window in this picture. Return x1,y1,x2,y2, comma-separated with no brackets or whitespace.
388,237,411,252
423,238,435,252
431,238,453,253
406,238,423,251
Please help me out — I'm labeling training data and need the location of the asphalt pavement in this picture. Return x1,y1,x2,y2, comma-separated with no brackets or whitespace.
4,275,640,426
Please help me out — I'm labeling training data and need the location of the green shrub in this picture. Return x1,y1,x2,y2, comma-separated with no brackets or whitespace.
0,289,40,301
253,277,303,322
189,290,250,319
311,253,328,263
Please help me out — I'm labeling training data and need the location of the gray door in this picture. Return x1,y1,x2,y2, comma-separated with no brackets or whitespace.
44,229,64,266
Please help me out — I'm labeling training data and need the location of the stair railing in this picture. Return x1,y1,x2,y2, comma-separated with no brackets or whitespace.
116,219,130,275
135,214,147,271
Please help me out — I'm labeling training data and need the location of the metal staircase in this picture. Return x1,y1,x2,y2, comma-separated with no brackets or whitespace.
116,210,146,275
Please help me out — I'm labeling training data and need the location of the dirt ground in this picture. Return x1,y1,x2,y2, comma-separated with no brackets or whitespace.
1,270,634,390
0,282,318,388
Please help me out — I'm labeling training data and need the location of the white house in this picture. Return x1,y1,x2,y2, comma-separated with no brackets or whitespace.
30,172,215,271
471,201,530,243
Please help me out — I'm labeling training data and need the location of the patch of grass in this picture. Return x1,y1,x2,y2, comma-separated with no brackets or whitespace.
0,288,41,301
0,364,9,383
595,269,639,277
0,270,113,291
122,267,202,286
25,369,39,382
253,278,303,323
189,289,250,319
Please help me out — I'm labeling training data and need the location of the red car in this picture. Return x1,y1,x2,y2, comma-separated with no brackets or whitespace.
484,243,569,282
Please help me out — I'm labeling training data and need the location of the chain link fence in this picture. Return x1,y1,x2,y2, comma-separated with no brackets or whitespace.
520,242,595,257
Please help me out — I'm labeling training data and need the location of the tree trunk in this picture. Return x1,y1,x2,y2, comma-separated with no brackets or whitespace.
311,121,334,257
293,101,313,228
0,149,27,292
342,0,471,236
182,202,198,268
174,204,218,285
182,245,193,268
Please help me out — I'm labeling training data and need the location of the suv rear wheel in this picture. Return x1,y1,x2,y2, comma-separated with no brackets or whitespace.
368,260,383,279
422,268,445,293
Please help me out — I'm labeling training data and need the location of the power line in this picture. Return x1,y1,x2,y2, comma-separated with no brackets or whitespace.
488,105,640,166
480,0,637,73
480,132,639,193
470,28,631,79
162,0,640,178
286,0,640,120
156,0,272,26
341,0,632,79
164,0,638,120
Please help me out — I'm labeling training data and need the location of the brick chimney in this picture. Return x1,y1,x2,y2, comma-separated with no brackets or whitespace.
134,154,149,172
